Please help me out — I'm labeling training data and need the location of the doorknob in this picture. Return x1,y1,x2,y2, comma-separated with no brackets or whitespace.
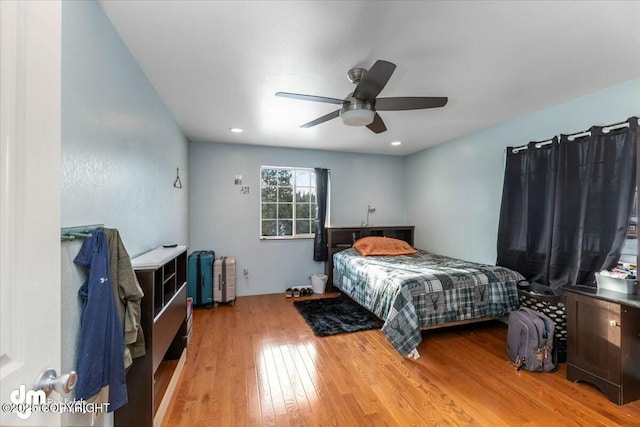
34,368,78,396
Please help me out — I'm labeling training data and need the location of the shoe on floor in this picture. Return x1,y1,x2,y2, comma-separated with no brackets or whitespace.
285,288,293,298
293,288,301,297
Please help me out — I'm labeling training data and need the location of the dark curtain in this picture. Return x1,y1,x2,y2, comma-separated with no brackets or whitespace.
497,117,638,291
313,168,329,261
548,120,637,289
497,138,558,284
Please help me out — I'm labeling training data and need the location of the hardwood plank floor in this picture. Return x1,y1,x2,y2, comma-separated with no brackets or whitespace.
162,293,640,426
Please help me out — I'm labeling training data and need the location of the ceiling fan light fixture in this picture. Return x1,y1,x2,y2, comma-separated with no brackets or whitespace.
340,108,375,126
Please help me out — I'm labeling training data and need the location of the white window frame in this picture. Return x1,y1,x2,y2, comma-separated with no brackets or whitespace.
260,166,317,240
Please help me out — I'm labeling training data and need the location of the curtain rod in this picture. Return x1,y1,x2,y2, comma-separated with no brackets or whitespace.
566,130,591,141
566,118,639,141
511,138,555,154
603,122,630,133
510,117,638,152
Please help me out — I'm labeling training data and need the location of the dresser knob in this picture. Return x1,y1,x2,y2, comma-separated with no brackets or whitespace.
609,320,620,327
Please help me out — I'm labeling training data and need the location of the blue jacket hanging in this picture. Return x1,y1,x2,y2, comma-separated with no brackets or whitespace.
74,230,127,411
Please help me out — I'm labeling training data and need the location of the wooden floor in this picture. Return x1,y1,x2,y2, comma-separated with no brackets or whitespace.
162,293,640,426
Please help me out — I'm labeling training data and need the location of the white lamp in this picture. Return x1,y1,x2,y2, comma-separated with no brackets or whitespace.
340,95,375,126
341,108,375,126
366,205,376,226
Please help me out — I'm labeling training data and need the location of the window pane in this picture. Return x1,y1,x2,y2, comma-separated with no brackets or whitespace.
296,220,310,234
278,187,293,203
261,169,278,186
262,220,277,236
277,170,292,186
278,220,292,236
278,203,292,219
296,203,310,218
621,188,638,264
309,188,316,203
311,220,317,233
261,187,276,203
296,187,311,202
311,204,317,219
295,170,311,187
261,203,277,219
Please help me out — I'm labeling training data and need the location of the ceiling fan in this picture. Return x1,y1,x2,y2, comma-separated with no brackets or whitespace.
276,60,448,134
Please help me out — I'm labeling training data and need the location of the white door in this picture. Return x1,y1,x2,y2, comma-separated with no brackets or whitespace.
0,1,63,426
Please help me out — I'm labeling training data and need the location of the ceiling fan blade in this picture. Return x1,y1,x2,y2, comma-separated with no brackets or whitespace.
276,92,344,105
353,60,396,101
375,97,448,111
366,113,387,134
300,109,340,128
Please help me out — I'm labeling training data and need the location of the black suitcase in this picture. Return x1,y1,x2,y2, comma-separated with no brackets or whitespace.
187,250,215,307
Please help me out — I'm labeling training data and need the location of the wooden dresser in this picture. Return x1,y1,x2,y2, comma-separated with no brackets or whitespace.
115,245,188,427
324,225,414,292
564,285,640,405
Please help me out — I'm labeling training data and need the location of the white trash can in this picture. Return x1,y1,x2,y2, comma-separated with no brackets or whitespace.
310,273,328,294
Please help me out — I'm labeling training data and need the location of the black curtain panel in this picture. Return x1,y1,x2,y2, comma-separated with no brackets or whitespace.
549,119,638,289
497,138,558,284
498,117,638,291
313,168,329,261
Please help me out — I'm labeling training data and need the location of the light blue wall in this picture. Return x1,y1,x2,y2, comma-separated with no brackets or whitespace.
189,142,406,295
405,78,640,265
61,3,188,425
62,0,189,257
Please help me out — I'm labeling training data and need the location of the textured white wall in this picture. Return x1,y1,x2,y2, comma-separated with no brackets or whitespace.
405,78,640,265
189,142,406,296
62,1,189,257
60,3,188,425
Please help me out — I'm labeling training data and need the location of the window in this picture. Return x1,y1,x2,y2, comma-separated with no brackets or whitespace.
260,167,316,238
620,188,638,265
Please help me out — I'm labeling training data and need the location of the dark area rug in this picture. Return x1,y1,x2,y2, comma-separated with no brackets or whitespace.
293,296,383,337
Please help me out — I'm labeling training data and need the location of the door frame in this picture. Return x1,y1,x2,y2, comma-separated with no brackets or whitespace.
0,0,62,425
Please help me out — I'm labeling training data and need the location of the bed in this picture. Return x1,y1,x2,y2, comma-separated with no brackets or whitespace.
333,244,524,359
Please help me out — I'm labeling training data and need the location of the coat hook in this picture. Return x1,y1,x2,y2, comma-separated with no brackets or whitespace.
174,167,183,189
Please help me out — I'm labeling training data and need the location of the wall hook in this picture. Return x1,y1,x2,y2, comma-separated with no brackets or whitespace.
174,167,183,189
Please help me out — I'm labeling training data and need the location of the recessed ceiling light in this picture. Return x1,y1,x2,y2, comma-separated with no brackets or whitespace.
229,127,243,133
391,141,402,146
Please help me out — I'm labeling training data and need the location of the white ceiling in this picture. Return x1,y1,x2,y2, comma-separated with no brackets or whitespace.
99,1,640,156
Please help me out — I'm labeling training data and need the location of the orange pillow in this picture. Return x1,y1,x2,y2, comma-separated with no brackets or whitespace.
352,236,417,256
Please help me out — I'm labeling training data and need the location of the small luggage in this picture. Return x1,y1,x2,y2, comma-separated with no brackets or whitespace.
506,307,557,372
187,250,215,307
213,256,236,307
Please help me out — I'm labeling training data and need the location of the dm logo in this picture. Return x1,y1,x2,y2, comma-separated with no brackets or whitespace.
10,385,46,419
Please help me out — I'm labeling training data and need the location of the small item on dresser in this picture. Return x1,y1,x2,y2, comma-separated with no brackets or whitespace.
595,271,638,295
163,243,178,248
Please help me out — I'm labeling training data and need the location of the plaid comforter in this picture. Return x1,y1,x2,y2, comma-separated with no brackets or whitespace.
333,248,523,356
